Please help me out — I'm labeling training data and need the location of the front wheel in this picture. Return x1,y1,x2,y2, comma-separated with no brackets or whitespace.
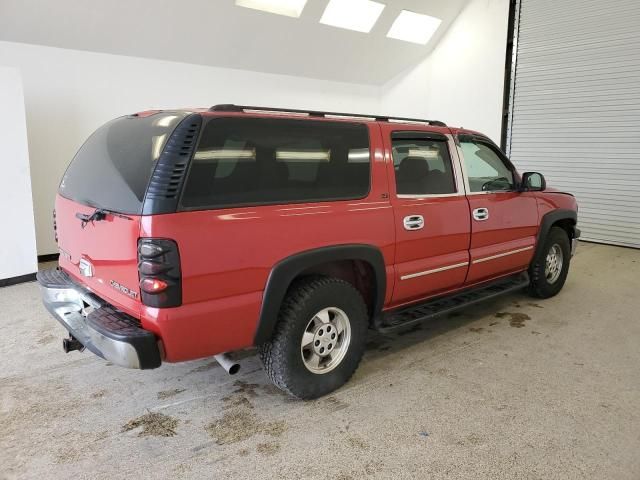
259,276,368,399
528,226,571,298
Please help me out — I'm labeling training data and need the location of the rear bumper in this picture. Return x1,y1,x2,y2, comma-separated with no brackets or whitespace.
37,268,161,369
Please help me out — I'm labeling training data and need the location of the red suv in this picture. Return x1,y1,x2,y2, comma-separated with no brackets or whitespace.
38,104,579,399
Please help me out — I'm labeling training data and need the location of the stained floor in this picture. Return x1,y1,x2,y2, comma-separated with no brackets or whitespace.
1,243,639,479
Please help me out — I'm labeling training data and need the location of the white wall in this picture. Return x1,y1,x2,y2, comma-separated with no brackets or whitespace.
381,0,510,143
0,0,510,257
0,67,38,279
0,41,382,255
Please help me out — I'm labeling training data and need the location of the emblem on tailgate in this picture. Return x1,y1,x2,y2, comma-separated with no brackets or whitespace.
110,280,138,299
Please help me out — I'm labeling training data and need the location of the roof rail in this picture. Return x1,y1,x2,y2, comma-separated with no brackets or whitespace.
208,104,447,127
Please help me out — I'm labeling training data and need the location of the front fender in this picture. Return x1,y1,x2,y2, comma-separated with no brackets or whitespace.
533,209,578,262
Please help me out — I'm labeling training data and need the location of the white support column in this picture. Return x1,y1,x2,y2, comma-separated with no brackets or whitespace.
0,67,38,281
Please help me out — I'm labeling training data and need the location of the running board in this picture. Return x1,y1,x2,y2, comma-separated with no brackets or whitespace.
378,272,529,333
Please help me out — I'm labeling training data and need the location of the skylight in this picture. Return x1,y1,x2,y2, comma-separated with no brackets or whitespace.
235,0,308,18
320,0,386,33
387,10,442,45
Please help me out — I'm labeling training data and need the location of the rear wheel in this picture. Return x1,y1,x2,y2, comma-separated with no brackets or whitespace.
259,276,368,399
528,226,571,298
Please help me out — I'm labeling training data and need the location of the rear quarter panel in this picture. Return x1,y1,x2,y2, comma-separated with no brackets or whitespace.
139,123,395,362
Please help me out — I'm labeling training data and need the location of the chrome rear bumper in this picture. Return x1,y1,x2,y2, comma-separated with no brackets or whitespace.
37,269,161,369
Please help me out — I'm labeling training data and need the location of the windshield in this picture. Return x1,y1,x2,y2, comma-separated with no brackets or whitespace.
59,112,189,214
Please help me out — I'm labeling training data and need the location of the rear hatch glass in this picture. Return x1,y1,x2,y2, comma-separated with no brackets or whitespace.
56,111,189,315
59,112,190,214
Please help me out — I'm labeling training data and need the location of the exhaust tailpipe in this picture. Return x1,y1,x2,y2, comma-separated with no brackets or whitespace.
214,353,240,375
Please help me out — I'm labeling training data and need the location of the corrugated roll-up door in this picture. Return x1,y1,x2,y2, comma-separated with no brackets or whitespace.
507,0,640,248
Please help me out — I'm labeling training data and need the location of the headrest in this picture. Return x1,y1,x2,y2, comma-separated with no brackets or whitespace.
397,156,430,180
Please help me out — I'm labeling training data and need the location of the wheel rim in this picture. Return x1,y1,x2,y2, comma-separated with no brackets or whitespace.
300,307,351,374
545,243,564,284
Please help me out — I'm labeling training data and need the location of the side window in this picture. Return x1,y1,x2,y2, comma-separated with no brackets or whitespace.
181,118,370,208
460,140,514,192
391,138,456,195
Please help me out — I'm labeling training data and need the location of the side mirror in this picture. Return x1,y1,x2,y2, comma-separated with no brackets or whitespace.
521,172,546,192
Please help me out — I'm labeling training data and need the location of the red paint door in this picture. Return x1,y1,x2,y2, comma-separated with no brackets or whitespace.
380,124,471,308
457,135,538,284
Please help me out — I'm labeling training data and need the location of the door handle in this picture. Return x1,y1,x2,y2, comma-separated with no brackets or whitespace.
403,215,424,231
472,208,489,221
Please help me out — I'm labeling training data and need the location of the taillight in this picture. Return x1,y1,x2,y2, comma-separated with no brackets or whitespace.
140,277,168,293
137,238,181,307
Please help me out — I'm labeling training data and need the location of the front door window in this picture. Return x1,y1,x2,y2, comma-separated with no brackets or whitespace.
460,140,514,193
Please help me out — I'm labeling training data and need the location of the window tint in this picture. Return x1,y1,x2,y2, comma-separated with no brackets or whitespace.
460,140,514,192
59,112,189,213
391,138,456,195
181,118,370,208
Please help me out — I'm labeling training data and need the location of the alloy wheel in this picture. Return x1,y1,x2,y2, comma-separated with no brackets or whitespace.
300,307,351,374
545,243,564,284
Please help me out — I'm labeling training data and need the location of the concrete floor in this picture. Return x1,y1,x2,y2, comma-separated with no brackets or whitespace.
1,242,639,480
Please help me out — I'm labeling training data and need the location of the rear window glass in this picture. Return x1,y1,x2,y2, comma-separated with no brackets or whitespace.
59,112,188,214
181,117,370,209
391,139,456,195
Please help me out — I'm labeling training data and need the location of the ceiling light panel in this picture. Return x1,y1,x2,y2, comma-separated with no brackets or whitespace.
320,0,386,33
235,0,308,18
387,10,442,45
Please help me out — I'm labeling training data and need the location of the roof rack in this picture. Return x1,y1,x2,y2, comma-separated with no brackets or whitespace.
208,104,447,127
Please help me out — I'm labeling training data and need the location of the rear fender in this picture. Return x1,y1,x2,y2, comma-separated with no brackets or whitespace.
253,245,386,345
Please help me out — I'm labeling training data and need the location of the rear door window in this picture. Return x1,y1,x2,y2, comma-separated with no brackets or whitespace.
181,117,370,209
391,138,456,195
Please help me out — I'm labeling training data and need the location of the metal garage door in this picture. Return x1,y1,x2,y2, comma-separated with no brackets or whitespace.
506,0,640,248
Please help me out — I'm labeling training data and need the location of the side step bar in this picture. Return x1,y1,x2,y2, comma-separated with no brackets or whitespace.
378,272,529,333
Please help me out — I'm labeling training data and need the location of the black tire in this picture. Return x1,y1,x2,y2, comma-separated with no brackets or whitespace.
258,276,368,400
528,226,571,299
